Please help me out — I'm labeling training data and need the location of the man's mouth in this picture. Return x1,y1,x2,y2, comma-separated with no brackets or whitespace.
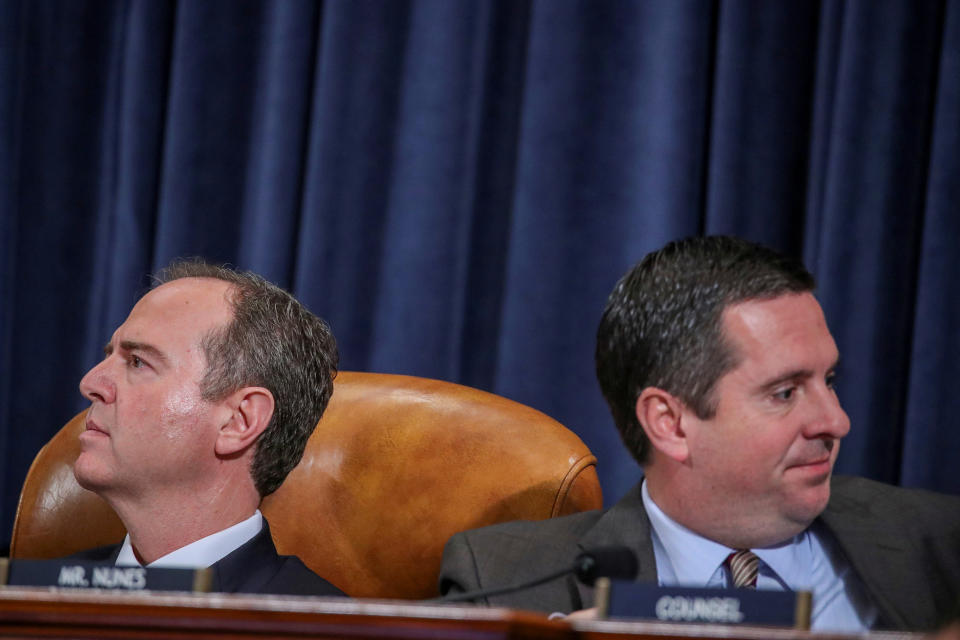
786,452,834,479
787,440,836,469
84,415,109,436
791,456,831,468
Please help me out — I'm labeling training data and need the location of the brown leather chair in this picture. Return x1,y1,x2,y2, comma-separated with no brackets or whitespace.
10,371,602,599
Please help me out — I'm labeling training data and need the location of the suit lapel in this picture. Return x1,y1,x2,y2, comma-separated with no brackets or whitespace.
821,479,933,630
67,543,124,563
574,482,658,607
210,521,283,593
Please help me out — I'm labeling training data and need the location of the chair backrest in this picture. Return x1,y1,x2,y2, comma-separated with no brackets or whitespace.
11,371,602,598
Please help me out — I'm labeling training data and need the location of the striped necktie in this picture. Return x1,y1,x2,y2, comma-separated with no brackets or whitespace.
727,549,759,589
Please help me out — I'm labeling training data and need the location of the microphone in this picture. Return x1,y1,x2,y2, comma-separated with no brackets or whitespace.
574,546,638,585
435,546,638,604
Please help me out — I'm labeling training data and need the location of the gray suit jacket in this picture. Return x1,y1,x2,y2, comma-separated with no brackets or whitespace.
438,476,960,631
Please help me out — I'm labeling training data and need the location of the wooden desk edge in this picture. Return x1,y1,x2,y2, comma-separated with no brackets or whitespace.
572,618,929,640
0,588,933,640
0,587,569,639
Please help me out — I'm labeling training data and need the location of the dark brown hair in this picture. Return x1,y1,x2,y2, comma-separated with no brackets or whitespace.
595,236,814,465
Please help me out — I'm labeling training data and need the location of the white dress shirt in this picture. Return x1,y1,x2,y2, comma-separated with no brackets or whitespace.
641,482,878,632
116,510,263,569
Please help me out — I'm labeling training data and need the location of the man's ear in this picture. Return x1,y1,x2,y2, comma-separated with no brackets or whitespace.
215,387,274,457
635,387,689,463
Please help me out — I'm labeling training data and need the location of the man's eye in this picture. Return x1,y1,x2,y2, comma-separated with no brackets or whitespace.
826,373,837,390
773,387,795,401
130,356,144,369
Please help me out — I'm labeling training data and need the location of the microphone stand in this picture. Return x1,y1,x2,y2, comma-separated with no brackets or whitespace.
429,564,577,604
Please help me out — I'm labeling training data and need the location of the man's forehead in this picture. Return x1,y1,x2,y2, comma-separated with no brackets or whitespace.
723,292,827,331
119,278,234,341
139,277,232,313
720,293,837,373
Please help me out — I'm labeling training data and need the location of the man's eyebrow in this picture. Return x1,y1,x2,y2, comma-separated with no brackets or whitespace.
760,369,813,391
115,340,169,364
759,358,841,391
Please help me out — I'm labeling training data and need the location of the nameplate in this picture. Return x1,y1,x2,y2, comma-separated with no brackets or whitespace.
0,558,212,592
604,581,810,628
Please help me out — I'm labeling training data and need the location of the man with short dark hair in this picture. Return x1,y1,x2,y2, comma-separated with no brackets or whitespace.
439,236,960,631
72,260,343,595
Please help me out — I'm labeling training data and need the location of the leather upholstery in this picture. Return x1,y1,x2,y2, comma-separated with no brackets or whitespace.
11,371,602,598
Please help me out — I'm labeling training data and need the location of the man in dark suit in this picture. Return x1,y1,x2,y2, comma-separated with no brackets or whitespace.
71,260,342,596
439,236,960,631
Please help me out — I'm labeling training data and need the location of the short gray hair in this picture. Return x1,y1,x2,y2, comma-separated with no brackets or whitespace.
156,259,338,496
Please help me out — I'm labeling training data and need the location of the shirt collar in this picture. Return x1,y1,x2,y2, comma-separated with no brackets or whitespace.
642,481,733,585
753,532,808,588
642,481,811,588
116,510,263,568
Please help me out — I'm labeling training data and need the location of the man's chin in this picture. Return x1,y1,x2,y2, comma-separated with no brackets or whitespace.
785,484,831,527
73,455,111,492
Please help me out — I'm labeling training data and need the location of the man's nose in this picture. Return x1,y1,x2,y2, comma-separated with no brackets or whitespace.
804,386,851,440
79,359,116,404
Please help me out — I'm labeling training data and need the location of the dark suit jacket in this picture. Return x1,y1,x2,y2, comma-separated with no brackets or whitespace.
70,521,344,597
438,476,960,631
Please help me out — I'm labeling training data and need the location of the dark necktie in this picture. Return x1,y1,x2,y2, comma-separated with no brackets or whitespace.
727,549,759,589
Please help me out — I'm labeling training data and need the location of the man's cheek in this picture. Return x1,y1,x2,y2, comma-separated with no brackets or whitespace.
158,391,207,439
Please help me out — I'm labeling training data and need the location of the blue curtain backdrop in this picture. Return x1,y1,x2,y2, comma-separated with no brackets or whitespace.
1,0,958,547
